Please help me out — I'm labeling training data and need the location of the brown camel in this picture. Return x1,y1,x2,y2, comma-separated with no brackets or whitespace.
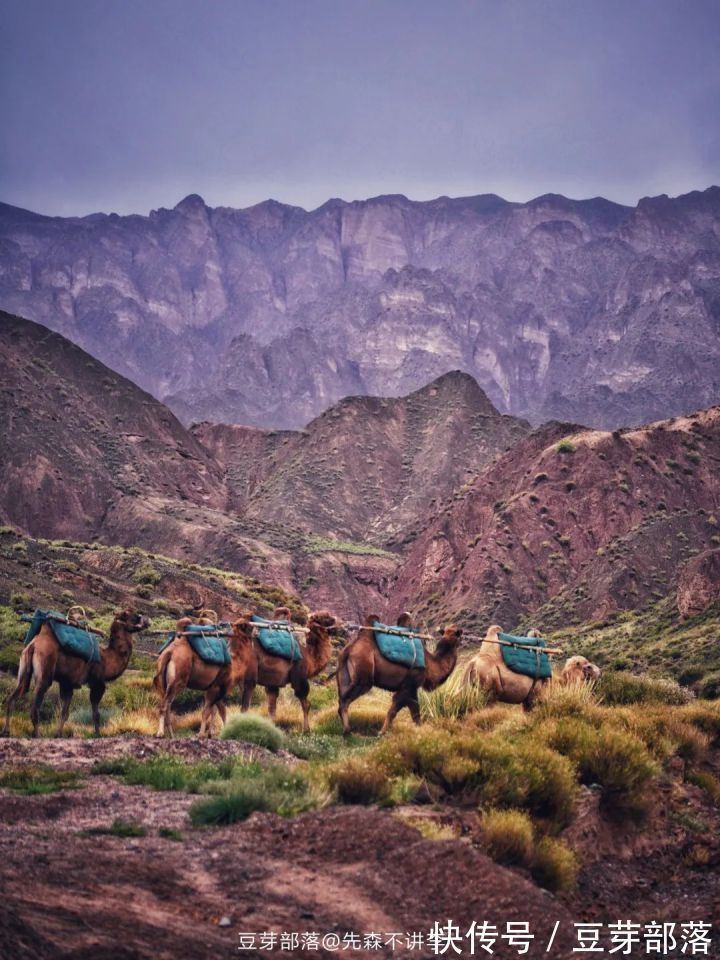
2,609,150,738
246,607,337,734
153,614,257,738
336,613,463,735
460,624,600,708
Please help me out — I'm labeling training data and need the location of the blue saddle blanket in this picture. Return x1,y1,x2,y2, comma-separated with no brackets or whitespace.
23,609,101,664
499,632,551,680
372,621,425,669
160,624,231,666
251,616,302,662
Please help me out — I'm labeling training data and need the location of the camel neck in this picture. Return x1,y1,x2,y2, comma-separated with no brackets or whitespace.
425,639,458,688
305,624,331,675
102,625,133,680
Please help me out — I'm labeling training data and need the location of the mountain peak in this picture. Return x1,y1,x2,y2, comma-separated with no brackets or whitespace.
174,193,207,213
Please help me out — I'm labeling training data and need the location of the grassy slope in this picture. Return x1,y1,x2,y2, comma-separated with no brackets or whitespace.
542,598,720,696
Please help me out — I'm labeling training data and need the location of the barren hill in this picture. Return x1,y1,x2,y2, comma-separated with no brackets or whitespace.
1,187,719,430
193,370,529,547
393,407,720,629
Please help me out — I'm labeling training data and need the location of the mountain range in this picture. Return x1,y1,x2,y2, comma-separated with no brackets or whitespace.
1,187,719,430
2,309,719,631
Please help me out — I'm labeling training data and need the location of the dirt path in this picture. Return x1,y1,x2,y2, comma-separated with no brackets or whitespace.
0,789,578,959
2,739,720,958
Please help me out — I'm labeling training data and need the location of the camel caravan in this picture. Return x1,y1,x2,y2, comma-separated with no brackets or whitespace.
1,601,600,739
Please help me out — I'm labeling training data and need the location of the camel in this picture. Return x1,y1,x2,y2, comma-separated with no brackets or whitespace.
559,655,602,685
153,614,257,738
336,613,463,735
246,607,337,734
2,609,150,738
459,624,600,708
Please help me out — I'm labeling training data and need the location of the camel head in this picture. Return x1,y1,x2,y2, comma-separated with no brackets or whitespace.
561,655,601,685
485,624,503,639
115,610,151,633
440,623,463,649
307,610,338,633
396,611,413,628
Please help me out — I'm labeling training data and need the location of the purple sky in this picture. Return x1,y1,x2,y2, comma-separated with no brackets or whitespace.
1,0,719,216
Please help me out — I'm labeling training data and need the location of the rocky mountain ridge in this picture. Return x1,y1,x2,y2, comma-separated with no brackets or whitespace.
1,187,719,429
2,310,719,627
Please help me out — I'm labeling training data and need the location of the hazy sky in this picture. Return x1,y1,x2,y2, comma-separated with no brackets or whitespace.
1,0,718,216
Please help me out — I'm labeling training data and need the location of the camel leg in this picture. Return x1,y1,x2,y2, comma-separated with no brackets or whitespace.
380,688,414,735
337,680,372,736
200,688,226,739
29,648,57,738
55,681,74,738
1,646,34,737
89,682,106,736
157,696,174,738
292,677,311,735
216,701,227,728
240,674,256,713
408,694,421,726
266,685,280,722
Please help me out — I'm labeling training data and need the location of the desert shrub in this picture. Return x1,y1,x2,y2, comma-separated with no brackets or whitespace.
328,756,391,805
545,719,658,819
599,672,693,706
68,704,118,728
284,732,343,761
314,705,388,737
133,562,161,586
535,680,601,719
104,707,158,736
531,836,578,892
556,440,576,454
0,641,22,673
697,672,720,700
115,755,237,792
676,703,720,742
0,605,29,645
221,713,285,752
0,766,80,795
85,819,147,838
190,787,269,825
419,679,488,722
481,808,534,867
687,770,720,805
190,763,313,824
469,740,577,825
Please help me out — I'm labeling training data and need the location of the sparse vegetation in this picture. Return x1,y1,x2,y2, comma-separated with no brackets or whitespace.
0,766,80,795
220,713,285,751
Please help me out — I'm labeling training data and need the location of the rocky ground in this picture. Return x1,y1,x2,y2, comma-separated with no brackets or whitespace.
1,737,719,959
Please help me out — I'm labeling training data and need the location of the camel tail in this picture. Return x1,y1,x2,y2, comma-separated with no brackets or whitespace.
17,643,35,689
336,653,355,695
153,651,174,696
458,659,476,691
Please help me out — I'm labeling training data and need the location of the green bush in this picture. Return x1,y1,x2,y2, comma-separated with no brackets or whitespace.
328,757,390,805
531,836,577,892
0,766,80,795
190,764,313,824
481,808,534,867
546,719,658,819
220,714,285,752
133,562,161,586
85,819,147,838
599,672,693,706
556,440,576,454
